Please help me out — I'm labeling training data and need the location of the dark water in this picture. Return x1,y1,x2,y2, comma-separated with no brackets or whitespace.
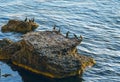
0,0,120,82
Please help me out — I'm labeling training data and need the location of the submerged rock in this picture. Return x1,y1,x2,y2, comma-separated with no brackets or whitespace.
1,18,39,33
2,74,12,77
0,31,95,78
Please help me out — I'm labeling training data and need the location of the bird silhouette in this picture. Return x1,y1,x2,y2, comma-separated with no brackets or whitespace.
58,28,61,33
53,25,56,31
74,34,78,39
66,31,70,38
32,18,34,22
79,35,83,40
29,19,31,22
24,17,27,22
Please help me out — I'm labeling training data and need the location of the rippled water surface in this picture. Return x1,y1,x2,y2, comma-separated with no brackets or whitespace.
0,0,120,82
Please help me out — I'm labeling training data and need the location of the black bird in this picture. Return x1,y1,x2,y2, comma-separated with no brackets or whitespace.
66,31,70,38
53,25,56,31
29,19,31,22
24,17,27,22
58,28,61,33
74,34,78,39
31,18,34,22
79,35,83,40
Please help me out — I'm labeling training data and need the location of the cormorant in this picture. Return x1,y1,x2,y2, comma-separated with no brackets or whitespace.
74,34,78,39
79,35,83,40
32,18,34,22
24,17,27,22
66,31,70,38
58,28,61,33
53,25,56,31
29,19,31,22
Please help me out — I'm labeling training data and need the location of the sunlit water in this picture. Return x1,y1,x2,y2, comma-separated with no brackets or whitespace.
0,0,120,82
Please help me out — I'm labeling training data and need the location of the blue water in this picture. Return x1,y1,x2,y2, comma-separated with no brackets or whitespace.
0,0,120,82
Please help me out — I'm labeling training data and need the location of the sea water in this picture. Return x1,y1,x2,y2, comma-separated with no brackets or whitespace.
0,0,120,82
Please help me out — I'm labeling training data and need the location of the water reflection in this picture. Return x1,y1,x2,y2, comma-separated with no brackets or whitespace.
0,61,22,82
0,61,83,82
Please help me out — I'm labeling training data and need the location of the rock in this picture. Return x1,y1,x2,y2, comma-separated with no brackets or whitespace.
1,19,39,33
0,38,13,48
0,31,95,78
0,38,14,59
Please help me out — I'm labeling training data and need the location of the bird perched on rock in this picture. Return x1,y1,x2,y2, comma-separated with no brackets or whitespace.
24,17,27,22
66,31,70,38
53,25,56,31
29,19,32,22
58,28,61,33
74,33,78,39
31,18,34,22
79,35,83,41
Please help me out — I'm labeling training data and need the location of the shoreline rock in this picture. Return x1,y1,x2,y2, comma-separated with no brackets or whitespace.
0,30,95,78
1,18,39,33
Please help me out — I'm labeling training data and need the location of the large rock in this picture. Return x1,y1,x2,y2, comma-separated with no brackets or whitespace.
0,31,95,78
1,18,39,33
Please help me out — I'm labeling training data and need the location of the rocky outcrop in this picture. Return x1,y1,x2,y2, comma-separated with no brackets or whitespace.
0,30,95,78
0,38,14,59
1,18,39,33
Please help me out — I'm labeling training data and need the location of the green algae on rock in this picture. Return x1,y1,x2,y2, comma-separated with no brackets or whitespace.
1,18,39,33
0,30,95,78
